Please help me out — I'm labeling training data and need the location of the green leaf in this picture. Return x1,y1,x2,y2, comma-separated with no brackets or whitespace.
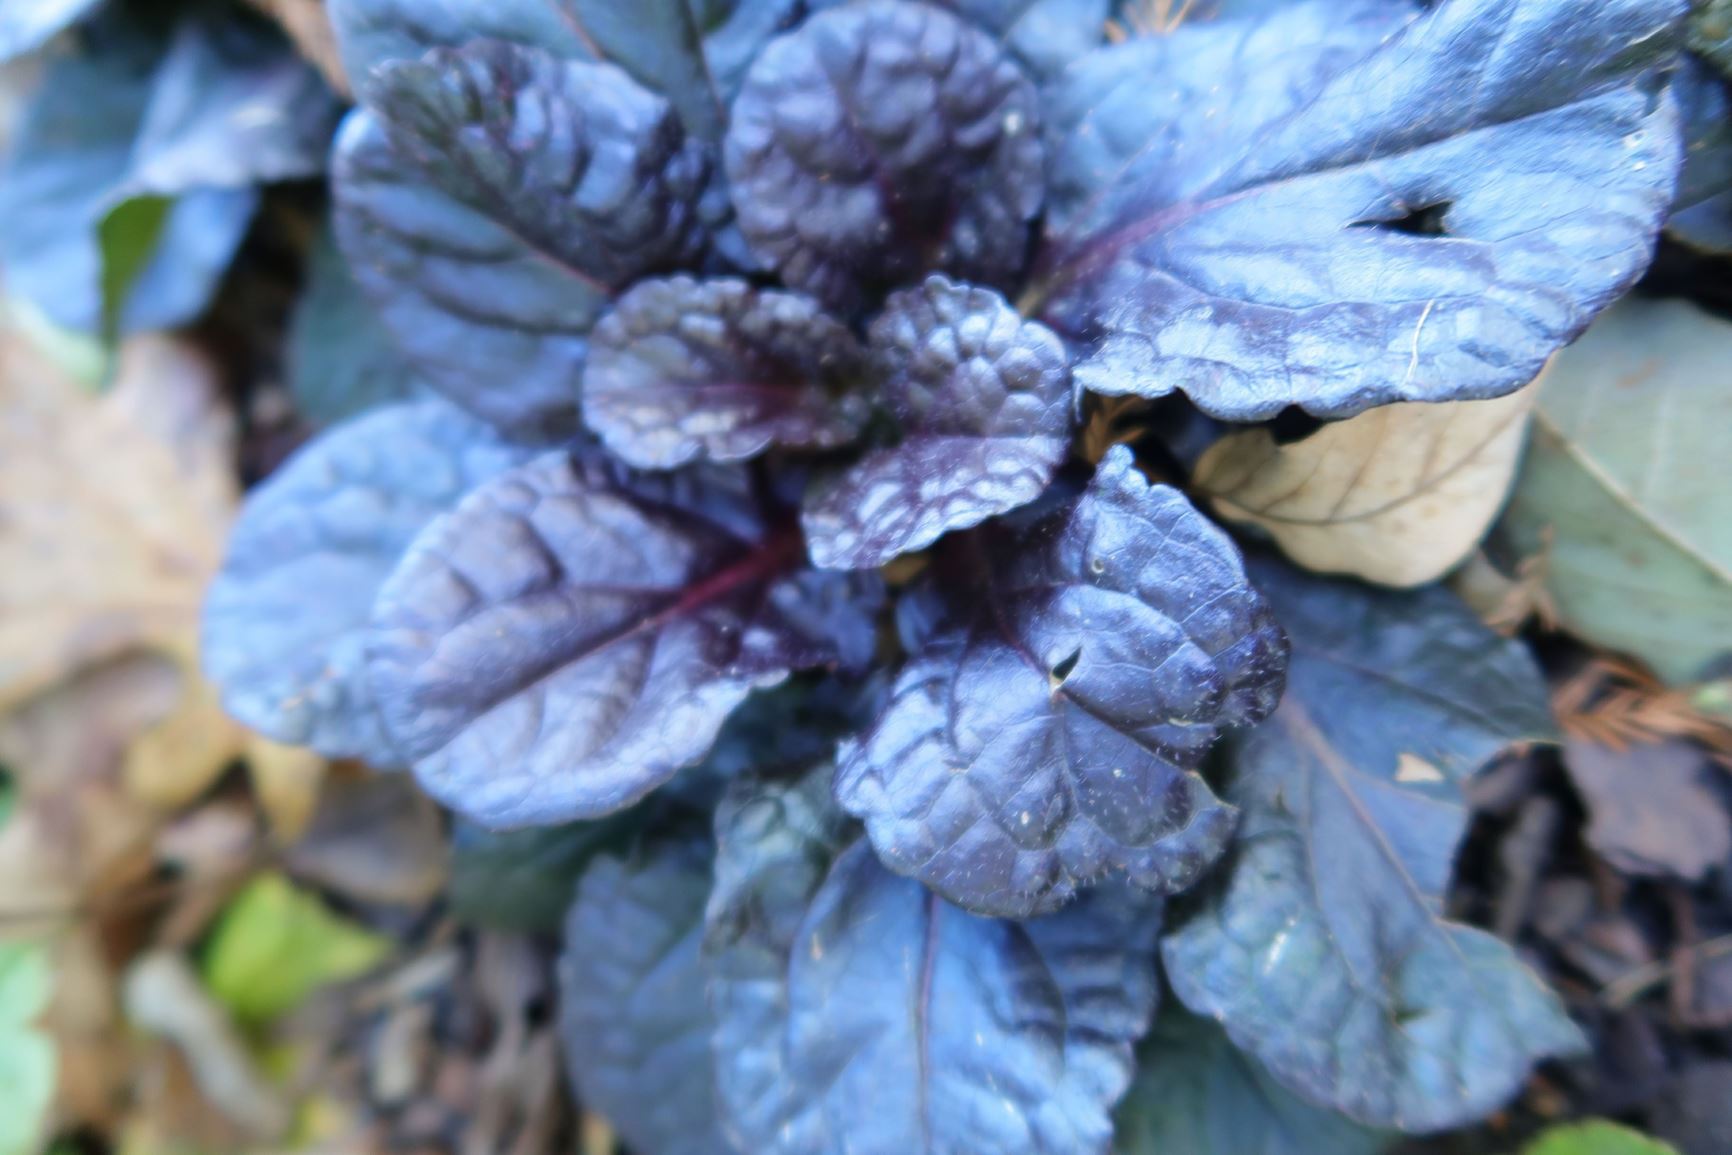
0,943,56,1155
1500,297,1732,684
202,873,390,1022
448,813,643,933
97,194,172,345
1116,1007,1390,1155
1522,1120,1680,1155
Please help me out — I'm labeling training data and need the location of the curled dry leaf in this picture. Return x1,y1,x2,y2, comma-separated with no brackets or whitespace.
1195,375,1542,588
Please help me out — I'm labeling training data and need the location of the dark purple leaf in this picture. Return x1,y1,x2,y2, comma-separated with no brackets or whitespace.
366,449,883,828
204,400,536,764
1031,0,1684,420
801,275,1074,570
724,0,1045,313
560,834,728,1155
808,0,1112,76
582,275,870,469
705,769,1161,1155
835,446,1287,916
328,0,800,141
1162,556,1584,1133
332,42,712,437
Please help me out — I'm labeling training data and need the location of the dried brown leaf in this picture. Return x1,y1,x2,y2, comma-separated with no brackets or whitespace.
1196,377,1542,587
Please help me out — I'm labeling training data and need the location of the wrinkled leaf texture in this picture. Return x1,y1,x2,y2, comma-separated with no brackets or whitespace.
583,275,870,469
1162,556,1584,1132
705,769,1160,1155
560,834,730,1155
837,446,1286,916
724,0,1046,313
367,449,882,828
801,275,1074,570
808,0,1111,76
332,41,713,437
204,399,536,765
1035,0,1684,419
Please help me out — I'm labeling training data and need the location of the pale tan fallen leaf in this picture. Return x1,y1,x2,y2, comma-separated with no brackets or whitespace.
0,322,327,829
0,332,233,711
123,644,246,813
245,737,330,844
1195,376,1543,588
0,657,176,931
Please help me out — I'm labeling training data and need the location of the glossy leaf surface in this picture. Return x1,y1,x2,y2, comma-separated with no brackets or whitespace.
333,42,712,436
205,400,535,764
560,835,729,1155
368,450,881,828
705,770,1160,1155
1036,0,1684,419
802,276,1073,570
583,275,869,469
725,0,1045,313
836,447,1286,916
1162,557,1583,1132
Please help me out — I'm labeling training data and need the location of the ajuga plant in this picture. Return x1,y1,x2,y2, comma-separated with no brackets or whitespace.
198,0,1698,1150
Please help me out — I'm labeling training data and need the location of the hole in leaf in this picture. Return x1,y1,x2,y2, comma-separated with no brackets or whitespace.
1049,647,1082,689
1350,199,1453,238
1268,406,1325,445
